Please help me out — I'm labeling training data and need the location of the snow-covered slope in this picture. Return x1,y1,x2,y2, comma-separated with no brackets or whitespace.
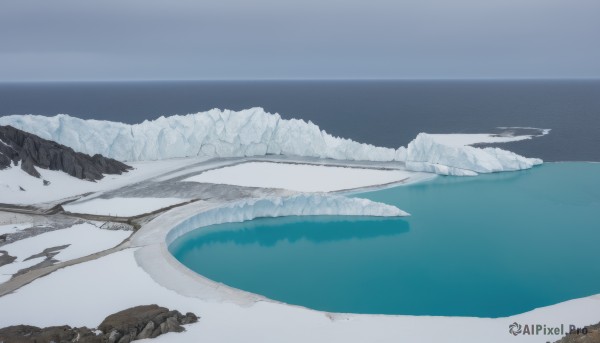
0,157,203,205
0,108,543,176
166,194,408,244
0,125,130,181
0,222,130,284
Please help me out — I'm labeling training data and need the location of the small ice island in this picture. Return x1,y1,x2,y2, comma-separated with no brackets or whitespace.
1,108,597,343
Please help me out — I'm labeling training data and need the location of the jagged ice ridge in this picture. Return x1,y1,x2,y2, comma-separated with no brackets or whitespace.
403,133,542,176
0,108,542,176
165,193,408,244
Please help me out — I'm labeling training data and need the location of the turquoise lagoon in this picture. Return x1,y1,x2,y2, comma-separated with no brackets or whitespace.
169,163,600,317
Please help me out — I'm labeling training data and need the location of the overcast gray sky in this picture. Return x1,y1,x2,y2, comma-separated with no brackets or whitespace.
1,0,598,81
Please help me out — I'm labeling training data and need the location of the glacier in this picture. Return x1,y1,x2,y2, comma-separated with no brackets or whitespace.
165,194,408,244
0,107,542,176
404,133,543,176
0,108,396,162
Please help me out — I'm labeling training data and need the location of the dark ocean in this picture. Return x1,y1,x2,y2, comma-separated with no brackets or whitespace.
0,80,599,162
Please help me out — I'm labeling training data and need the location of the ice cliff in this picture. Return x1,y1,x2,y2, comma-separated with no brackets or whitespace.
0,108,542,176
166,193,409,244
0,108,396,162
404,133,543,176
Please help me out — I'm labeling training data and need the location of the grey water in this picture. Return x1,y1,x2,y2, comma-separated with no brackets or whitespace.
1,80,599,162
169,162,600,317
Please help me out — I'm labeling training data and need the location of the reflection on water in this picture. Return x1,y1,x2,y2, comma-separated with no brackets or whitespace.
170,163,600,317
170,216,410,249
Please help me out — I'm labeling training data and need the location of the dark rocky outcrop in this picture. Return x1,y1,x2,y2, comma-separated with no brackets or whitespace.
5,245,72,279
0,305,198,343
554,322,600,343
0,125,131,181
0,251,16,268
0,325,101,343
98,305,197,341
23,244,70,262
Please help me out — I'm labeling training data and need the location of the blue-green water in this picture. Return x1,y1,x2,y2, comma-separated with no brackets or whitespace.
169,163,600,317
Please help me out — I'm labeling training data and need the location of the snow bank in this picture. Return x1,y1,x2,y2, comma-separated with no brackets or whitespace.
183,162,415,192
0,157,203,205
403,133,543,176
0,223,31,235
0,108,543,176
426,128,550,147
166,194,408,245
0,223,130,263
0,222,130,284
64,197,190,217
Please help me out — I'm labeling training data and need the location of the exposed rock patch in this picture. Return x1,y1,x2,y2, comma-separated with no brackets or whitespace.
0,224,67,247
0,325,101,343
5,245,72,279
0,305,198,343
0,125,131,181
99,222,136,231
12,258,58,279
554,322,600,343
0,250,16,267
0,220,134,281
23,244,70,262
0,220,133,248
99,305,198,341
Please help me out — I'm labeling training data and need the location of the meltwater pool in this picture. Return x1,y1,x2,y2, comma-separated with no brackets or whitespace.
169,163,600,317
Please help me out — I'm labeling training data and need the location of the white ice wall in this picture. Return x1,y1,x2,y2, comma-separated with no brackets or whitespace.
0,108,396,162
405,133,542,176
165,194,408,245
0,108,542,176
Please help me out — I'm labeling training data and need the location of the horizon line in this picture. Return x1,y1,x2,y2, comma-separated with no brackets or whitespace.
1,77,600,83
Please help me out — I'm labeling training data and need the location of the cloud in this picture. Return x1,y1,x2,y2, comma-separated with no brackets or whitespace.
1,0,598,80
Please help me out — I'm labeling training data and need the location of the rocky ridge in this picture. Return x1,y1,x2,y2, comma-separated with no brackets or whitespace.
0,304,198,343
0,125,131,181
553,321,600,343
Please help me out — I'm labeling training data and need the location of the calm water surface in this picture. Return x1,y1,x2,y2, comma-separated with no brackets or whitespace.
1,80,599,161
169,162,600,317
